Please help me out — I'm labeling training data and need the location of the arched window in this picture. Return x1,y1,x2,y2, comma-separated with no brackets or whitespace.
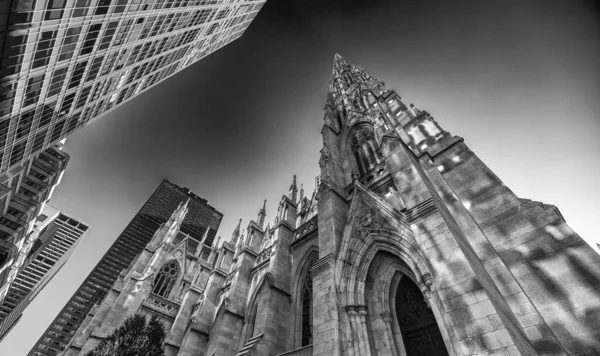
301,273,313,346
351,127,382,175
152,261,179,297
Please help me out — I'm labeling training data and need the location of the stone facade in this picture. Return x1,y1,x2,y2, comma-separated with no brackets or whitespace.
61,55,600,356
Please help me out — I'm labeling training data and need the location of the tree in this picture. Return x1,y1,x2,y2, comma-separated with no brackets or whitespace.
85,314,166,356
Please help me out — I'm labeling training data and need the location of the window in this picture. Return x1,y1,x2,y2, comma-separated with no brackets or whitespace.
32,130,47,153
24,74,45,107
80,24,102,55
9,140,27,167
99,22,119,50
44,0,66,21
50,120,66,142
114,0,129,13
59,93,76,115
85,56,105,83
48,68,68,97
75,86,92,109
95,0,112,16
152,261,179,297
32,31,57,69
39,102,57,127
73,0,91,17
351,127,382,175
68,61,88,89
16,110,35,139
301,273,313,346
58,27,82,62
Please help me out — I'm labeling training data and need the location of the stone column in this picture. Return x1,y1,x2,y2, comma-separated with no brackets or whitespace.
347,307,361,356
381,312,399,356
357,306,372,356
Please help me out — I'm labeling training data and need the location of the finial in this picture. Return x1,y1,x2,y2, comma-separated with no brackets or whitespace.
214,236,221,249
200,227,210,245
231,218,242,245
409,103,422,116
258,199,267,228
289,175,298,202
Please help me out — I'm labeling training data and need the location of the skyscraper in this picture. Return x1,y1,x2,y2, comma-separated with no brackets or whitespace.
0,0,266,176
0,207,89,341
30,179,222,356
0,143,70,305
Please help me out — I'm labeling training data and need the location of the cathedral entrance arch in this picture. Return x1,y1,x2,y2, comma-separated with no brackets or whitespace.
358,250,452,356
393,276,448,356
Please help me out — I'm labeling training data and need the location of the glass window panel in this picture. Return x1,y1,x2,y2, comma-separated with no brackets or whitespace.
99,22,119,50
44,0,66,21
48,67,68,97
32,31,57,69
24,74,45,107
58,27,82,62
95,0,112,16
80,24,102,55
68,61,88,89
73,0,91,17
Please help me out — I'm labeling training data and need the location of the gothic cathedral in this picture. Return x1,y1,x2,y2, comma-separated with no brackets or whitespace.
60,55,600,356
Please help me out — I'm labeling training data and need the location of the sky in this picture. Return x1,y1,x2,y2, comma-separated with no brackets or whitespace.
2,0,600,354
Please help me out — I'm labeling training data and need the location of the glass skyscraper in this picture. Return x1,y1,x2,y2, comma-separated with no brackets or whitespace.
0,142,69,306
29,179,222,356
0,0,266,176
0,206,89,341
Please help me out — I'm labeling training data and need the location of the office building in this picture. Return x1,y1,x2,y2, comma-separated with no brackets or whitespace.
0,207,89,341
0,144,70,305
30,179,222,356
0,0,266,176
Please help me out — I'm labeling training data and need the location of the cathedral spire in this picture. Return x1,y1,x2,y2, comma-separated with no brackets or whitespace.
257,199,267,228
231,218,242,245
200,227,210,246
171,198,190,223
148,198,190,247
289,175,298,203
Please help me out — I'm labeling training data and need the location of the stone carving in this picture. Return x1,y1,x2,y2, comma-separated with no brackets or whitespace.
224,271,234,286
354,205,391,240
255,246,272,265
146,293,180,317
294,217,318,241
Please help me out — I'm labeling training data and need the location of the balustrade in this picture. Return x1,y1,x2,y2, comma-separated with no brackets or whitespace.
144,293,180,317
276,345,312,356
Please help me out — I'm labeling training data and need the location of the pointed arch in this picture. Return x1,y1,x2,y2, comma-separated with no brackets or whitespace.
292,248,318,348
342,123,383,178
152,260,180,298
240,272,275,346
334,228,457,356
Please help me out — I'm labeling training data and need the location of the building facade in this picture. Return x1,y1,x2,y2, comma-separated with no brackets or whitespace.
60,55,600,356
0,143,70,305
0,207,89,340
0,0,266,176
30,179,222,356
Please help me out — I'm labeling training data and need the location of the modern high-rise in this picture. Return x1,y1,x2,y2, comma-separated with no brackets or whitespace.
0,206,89,341
0,143,70,305
0,0,266,176
29,179,222,356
